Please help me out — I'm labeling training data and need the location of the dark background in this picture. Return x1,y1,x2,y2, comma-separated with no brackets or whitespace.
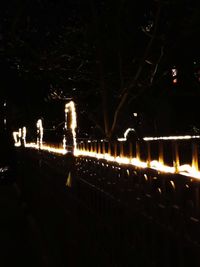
1,0,200,138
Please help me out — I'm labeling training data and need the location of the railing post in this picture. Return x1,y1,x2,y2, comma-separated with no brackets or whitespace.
102,141,105,154
81,141,83,151
92,141,94,152
94,141,97,154
114,142,117,158
120,142,124,157
159,141,164,165
136,141,140,160
108,142,111,155
173,141,179,173
129,142,133,159
82,141,85,151
85,141,88,152
147,142,151,167
98,141,101,154
192,142,199,171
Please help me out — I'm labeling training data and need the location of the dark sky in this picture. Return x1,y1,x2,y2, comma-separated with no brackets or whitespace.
1,0,200,134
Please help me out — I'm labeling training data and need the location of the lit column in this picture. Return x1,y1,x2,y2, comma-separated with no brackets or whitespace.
22,127,26,147
36,119,43,148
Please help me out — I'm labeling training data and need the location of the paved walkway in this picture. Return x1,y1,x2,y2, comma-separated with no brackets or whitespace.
0,182,46,267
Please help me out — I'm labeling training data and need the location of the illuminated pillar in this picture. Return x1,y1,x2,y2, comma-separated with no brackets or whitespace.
22,127,26,147
36,119,43,148
65,101,77,153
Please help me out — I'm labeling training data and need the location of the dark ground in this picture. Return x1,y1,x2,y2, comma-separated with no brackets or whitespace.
0,182,46,267
0,149,114,267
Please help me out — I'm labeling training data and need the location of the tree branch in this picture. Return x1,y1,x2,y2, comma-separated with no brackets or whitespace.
109,1,162,138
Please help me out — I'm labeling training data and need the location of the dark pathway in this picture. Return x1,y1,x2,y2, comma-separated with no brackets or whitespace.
0,181,47,267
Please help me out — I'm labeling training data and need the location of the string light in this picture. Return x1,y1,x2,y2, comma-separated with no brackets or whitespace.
36,119,43,147
143,135,200,141
118,128,136,142
65,101,77,153
12,101,200,179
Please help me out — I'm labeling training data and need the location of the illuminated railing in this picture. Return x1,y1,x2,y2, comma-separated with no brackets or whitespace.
12,100,200,179
76,139,200,179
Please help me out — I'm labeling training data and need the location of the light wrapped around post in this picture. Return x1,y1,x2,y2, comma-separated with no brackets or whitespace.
36,119,43,148
65,101,77,154
22,127,26,147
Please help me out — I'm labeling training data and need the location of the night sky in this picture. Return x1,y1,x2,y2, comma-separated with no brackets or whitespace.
1,0,200,136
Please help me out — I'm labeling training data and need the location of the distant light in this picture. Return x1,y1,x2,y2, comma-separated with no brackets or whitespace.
133,113,138,117
118,128,136,142
36,119,43,147
172,67,178,84
143,135,200,141
65,101,77,152
172,68,177,77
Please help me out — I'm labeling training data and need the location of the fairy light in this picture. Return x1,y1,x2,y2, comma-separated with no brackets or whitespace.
118,128,136,142
65,101,77,153
172,67,178,84
13,128,22,147
75,148,200,179
143,135,200,141
118,129,200,142
13,100,200,179
36,119,43,147
22,127,26,146
63,136,67,150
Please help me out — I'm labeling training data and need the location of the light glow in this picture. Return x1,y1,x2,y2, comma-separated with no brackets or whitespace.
143,135,200,141
76,148,200,179
118,128,136,142
13,128,22,147
36,119,43,147
13,100,200,180
65,101,77,152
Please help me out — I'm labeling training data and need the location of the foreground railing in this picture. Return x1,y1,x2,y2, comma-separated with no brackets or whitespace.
76,138,200,179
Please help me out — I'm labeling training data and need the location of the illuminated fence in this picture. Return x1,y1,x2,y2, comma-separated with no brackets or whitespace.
12,100,200,179
76,138,200,179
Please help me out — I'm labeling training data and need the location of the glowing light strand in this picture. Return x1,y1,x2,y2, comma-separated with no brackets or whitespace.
65,101,77,153
12,102,200,179
118,128,136,141
118,128,200,142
